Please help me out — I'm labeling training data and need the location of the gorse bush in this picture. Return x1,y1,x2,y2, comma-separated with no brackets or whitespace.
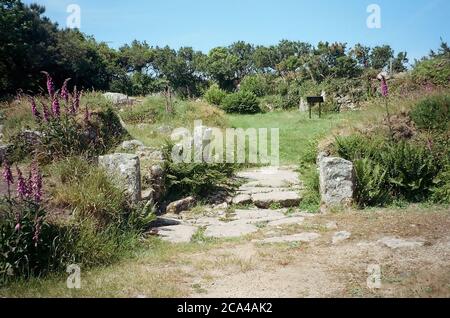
204,84,227,106
221,91,261,114
354,158,390,208
412,56,450,87
410,94,450,131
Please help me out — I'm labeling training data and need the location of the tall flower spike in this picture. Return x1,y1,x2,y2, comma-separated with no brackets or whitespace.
52,97,61,117
2,161,13,185
16,166,29,200
30,160,43,204
84,105,90,123
42,71,55,98
30,97,41,121
73,87,81,112
381,76,389,97
41,102,50,122
61,78,71,103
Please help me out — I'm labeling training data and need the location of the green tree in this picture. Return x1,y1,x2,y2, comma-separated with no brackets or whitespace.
370,45,394,70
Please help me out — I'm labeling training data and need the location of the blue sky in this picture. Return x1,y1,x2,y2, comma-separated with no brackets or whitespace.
25,0,450,63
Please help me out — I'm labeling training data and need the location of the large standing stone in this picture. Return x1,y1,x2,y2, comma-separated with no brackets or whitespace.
103,92,130,105
98,153,141,203
318,156,355,206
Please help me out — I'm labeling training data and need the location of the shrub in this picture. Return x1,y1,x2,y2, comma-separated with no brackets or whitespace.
239,75,269,97
51,158,129,227
163,143,237,200
412,57,450,87
259,95,284,112
221,91,261,114
334,135,385,162
431,165,450,203
410,94,450,131
204,84,227,106
380,141,439,202
354,159,390,208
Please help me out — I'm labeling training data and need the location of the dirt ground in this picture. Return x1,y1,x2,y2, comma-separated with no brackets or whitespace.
177,206,450,298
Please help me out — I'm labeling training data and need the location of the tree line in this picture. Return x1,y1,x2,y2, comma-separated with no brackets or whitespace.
0,0,409,98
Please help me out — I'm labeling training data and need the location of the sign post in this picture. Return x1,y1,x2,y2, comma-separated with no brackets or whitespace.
306,96,324,119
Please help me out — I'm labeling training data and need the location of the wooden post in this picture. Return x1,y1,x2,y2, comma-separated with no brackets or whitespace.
309,103,312,119
319,102,322,118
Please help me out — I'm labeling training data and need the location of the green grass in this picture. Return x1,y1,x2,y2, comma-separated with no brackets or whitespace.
227,110,370,165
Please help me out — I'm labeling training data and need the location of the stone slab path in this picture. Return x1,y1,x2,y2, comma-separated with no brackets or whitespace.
155,166,306,243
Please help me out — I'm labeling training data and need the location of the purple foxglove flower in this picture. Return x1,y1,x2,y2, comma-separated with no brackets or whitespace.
381,76,389,97
41,102,51,122
61,78,71,103
52,97,61,117
2,162,13,185
84,105,90,123
72,87,80,113
15,223,21,232
16,166,29,199
30,97,42,121
33,218,42,246
30,160,43,204
42,71,55,98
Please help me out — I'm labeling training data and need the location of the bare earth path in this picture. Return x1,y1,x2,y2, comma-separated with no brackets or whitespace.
153,166,450,298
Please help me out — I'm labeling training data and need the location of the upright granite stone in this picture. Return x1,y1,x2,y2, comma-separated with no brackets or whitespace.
318,156,355,207
103,92,129,105
98,153,141,203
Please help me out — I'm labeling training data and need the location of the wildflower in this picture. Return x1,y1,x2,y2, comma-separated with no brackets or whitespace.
84,105,90,123
42,71,55,98
30,160,43,204
15,223,21,232
41,102,51,122
30,97,41,121
381,76,389,97
61,78,71,102
52,97,61,117
2,161,13,185
16,166,29,199
72,86,80,113
33,217,42,246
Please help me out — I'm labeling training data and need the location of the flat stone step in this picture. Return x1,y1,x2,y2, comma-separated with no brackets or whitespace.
204,223,258,239
252,191,302,209
158,225,198,243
